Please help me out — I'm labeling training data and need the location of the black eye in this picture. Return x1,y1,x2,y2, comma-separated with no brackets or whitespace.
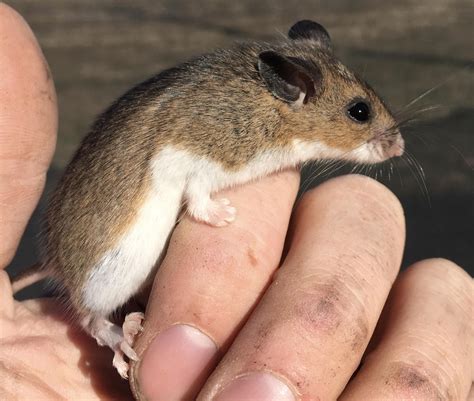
347,101,371,123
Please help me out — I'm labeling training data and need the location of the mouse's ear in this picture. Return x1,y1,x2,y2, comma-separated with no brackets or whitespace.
258,51,316,107
288,20,331,50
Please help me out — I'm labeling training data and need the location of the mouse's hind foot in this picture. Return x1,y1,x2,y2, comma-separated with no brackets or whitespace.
82,312,144,379
123,311,145,345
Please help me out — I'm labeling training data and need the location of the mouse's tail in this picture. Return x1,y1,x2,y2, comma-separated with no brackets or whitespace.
11,262,50,294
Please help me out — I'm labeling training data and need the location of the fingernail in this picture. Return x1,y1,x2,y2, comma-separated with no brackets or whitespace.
139,324,218,401
215,372,296,401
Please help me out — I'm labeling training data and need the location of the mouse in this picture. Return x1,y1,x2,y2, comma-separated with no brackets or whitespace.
12,20,404,379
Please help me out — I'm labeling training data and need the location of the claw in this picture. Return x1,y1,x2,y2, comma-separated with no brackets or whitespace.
83,312,145,379
120,341,139,362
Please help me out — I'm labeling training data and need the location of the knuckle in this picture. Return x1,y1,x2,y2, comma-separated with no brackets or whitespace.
292,277,370,351
384,361,456,401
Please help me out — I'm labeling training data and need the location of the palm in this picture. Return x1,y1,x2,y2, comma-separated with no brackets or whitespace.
0,274,132,401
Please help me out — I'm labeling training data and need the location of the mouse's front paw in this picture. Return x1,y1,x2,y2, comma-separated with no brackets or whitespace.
189,197,237,227
210,198,237,227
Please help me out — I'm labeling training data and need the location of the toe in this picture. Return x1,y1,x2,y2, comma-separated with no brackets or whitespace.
127,312,145,322
214,220,230,227
225,206,236,219
113,353,130,379
123,312,145,344
121,341,139,362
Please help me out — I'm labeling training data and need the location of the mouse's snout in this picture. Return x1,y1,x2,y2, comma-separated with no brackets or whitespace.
385,132,405,158
369,130,405,161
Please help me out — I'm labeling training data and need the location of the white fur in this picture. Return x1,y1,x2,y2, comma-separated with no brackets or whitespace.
348,141,381,163
82,138,376,316
293,138,377,164
82,168,185,315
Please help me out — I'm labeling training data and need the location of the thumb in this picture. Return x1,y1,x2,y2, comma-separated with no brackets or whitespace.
0,4,57,269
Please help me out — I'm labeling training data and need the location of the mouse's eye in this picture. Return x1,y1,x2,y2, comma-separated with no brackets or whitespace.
347,101,371,123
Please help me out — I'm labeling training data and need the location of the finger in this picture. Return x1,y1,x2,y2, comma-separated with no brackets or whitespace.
340,259,473,401
0,4,57,269
130,170,300,401
0,271,14,320
198,174,405,401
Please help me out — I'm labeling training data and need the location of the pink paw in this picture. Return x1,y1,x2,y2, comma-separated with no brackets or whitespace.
203,198,237,227
114,313,144,379
113,352,130,379
123,312,144,345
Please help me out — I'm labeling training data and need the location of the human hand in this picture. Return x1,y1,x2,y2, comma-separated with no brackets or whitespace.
0,4,472,401
0,4,131,400
130,174,472,401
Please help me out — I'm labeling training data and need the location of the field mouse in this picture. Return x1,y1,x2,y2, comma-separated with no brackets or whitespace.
14,20,404,378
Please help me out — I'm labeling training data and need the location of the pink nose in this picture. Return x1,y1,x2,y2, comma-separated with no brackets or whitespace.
388,136,404,158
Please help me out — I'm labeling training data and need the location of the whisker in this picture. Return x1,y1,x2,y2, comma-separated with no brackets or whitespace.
359,163,368,176
296,157,350,205
395,160,404,188
449,144,473,170
395,104,442,121
351,162,366,176
403,86,439,111
299,162,322,195
404,148,426,180
364,163,373,179
299,158,338,196
317,158,347,178
404,131,432,147
388,160,393,182
400,68,469,112
366,163,373,178
402,151,431,207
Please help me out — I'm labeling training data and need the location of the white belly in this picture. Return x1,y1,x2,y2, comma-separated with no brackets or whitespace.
82,178,184,316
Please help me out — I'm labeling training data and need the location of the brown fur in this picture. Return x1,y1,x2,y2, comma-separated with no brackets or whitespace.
43,37,397,307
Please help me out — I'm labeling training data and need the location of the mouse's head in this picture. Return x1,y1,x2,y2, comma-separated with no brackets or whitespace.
258,20,404,164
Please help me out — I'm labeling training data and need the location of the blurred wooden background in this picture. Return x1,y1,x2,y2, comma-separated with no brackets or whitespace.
7,0,473,298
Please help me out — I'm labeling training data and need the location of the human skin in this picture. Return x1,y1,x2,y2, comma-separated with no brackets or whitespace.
0,4,472,401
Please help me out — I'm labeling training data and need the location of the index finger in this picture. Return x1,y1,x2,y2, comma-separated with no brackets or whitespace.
130,170,300,401
0,4,57,269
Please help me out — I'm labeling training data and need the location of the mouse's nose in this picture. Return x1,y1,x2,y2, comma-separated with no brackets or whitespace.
387,134,404,158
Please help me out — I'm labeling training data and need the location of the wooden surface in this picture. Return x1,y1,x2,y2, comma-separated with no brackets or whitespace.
7,0,473,298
